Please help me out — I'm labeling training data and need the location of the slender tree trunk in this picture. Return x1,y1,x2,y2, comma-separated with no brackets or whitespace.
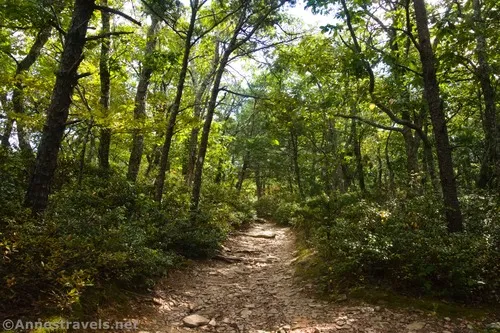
214,158,224,184
235,153,249,192
1,95,13,147
98,0,111,171
191,48,234,211
154,1,198,202
78,120,93,185
24,0,96,213
422,121,439,192
127,16,159,181
185,127,200,185
255,165,263,199
385,131,395,189
352,119,365,192
377,146,383,189
402,111,420,182
190,0,280,212
185,52,218,186
413,0,463,232
145,144,160,177
290,128,303,198
473,0,499,189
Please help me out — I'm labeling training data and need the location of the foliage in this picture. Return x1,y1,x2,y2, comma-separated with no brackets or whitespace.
296,192,500,304
0,171,252,312
255,194,301,225
0,0,499,319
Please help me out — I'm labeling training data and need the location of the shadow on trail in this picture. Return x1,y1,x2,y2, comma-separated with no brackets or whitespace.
124,222,479,333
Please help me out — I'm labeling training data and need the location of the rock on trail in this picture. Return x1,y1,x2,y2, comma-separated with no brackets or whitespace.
115,222,485,333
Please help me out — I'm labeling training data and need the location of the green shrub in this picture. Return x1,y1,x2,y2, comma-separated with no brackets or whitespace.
0,172,256,312
255,195,280,219
201,183,255,227
301,192,500,304
0,175,176,311
163,212,227,258
255,194,300,225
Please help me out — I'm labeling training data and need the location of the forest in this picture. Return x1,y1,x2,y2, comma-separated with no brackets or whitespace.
0,0,499,330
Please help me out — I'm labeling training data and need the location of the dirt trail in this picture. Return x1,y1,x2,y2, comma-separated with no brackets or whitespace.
129,222,479,332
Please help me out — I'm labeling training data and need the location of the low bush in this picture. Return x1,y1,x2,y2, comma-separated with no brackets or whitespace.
0,173,252,313
298,192,500,304
255,194,301,225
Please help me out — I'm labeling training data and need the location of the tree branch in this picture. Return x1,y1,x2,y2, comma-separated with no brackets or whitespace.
219,87,268,100
334,113,404,132
94,5,142,26
86,31,134,41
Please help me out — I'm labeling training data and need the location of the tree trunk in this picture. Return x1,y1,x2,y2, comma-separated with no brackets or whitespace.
473,0,499,189
98,0,111,171
235,152,249,192
290,128,303,198
255,165,263,199
1,94,13,147
185,51,218,186
191,59,228,211
385,131,395,189
78,120,93,185
154,0,198,202
352,119,365,192
127,16,159,181
377,146,383,189
24,0,96,213
185,126,200,186
190,0,281,212
413,0,463,232
422,120,439,192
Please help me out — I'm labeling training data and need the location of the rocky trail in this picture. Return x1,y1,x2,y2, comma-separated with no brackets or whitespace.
116,222,492,333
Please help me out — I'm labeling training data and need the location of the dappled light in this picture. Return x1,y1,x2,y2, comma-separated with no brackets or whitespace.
0,0,499,331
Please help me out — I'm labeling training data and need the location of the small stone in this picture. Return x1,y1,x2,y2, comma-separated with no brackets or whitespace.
240,308,252,318
183,314,210,328
444,317,451,321
486,322,500,329
245,304,256,309
337,294,348,302
336,319,346,326
208,318,217,326
407,321,426,331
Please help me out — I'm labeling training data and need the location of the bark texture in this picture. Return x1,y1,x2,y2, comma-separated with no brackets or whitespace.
127,16,159,181
98,0,112,170
413,0,463,232
25,0,96,213
154,0,198,202
473,0,499,189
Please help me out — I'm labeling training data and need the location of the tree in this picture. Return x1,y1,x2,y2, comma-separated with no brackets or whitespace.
190,0,290,212
412,0,463,232
25,0,141,212
97,0,112,170
473,0,499,189
154,0,203,202
24,0,97,213
127,15,160,181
